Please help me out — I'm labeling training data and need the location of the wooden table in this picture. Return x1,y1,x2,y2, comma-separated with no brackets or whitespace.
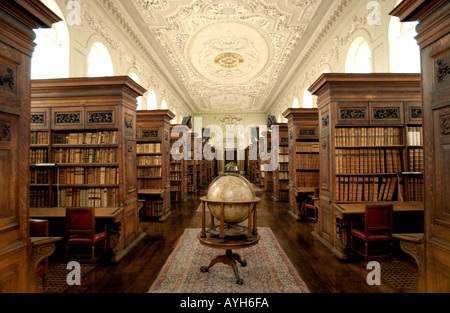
330,202,424,260
29,207,130,262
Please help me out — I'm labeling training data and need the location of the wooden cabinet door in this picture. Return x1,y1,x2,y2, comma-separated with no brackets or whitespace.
0,25,31,294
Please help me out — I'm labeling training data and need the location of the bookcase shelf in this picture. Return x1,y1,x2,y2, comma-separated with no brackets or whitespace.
309,73,423,260
30,76,146,262
283,109,320,219
271,123,289,202
169,124,189,203
136,110,174,220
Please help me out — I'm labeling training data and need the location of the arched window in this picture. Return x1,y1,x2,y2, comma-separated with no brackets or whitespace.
147,89,157,110
302,87,313,109
345,37,372,73
129,72,142,110
161,100,167,110
292,98,299,108
389,10,420,73
31,0,69,79
87,42,114,77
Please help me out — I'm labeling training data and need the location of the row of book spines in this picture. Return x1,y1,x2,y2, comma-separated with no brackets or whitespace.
279,155,289,163
407,178,424,201
30,169,49,184
30,131,49,145
279,181,289,190
57,167,119,185
137,155,162,166
57,187,119,208
142,199,163,217
335,176,400,202
296,154,319,170
406,127,423,146
295,172,319,187
277,191,289,201
30,149,49,163
53,148,117,164
335,149,403,174
137,168,162,177
278,172,289,180
53,131,119,145
137,143,161,154
296,142,319,153
169,173,182,180
170,165,182,171
409,148,424,172
30,189,50,207
335,127,403,147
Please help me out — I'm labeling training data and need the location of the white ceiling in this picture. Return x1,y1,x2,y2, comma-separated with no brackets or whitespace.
117,0,329,114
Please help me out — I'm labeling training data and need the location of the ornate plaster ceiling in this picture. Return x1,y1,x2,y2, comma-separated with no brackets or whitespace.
119,0,325,113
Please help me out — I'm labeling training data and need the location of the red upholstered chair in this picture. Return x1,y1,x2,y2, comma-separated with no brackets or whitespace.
350,204,394,263
66,208,107,263
29,219,49,289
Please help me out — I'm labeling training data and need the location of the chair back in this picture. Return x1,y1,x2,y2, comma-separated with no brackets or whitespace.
66,208,95,237
30,219,49,237
365,204,393,234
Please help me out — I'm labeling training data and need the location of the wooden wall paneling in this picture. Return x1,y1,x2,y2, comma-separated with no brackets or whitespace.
0,0,60,292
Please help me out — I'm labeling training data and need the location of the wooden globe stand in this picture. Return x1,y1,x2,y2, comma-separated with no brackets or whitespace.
198,197,261,285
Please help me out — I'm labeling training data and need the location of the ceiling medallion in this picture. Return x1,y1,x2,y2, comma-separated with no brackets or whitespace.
214,53,244,69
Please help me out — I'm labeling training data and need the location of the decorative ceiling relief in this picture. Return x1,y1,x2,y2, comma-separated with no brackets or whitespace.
130,0,322,113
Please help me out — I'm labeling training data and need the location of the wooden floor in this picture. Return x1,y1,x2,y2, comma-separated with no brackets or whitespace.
60,182,416,293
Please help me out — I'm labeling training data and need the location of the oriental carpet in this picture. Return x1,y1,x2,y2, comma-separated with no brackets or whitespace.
148,227,309,293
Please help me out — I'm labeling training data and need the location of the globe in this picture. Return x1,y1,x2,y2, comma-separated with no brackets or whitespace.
206,173,256,224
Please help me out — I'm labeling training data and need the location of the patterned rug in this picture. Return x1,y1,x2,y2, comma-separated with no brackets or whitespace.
148,227,309,293
36,262,96,293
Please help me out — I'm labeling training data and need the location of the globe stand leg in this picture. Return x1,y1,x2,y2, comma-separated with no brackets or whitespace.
200,249,246,285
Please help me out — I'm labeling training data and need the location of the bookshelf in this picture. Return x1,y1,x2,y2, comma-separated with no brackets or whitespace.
136,110,174,221
261,131,273,193
187,133,198,193
272,123,289,202
170,124,189,203
283,108,319,219
309,73,422,260
30,76,147,262
0,1,60,292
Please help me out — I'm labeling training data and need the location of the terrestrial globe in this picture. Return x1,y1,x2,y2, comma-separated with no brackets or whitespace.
206,173,256,224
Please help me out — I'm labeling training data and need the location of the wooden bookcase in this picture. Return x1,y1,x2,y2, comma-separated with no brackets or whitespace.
187,133,198,193
261,130,273,193
136,110,174,220
283,108,319,219
272,123,289,202
0,0,60,292
309,73,422,260
391,0,450,292
169,124,189,203
30,76,147,262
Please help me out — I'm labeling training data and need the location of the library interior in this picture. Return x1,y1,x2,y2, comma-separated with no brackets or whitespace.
0,0,449,294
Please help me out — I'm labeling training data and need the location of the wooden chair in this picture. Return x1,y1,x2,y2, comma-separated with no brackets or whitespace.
350,204,394,263
29,219,49,289
65,208,107,263
299,188,319,222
